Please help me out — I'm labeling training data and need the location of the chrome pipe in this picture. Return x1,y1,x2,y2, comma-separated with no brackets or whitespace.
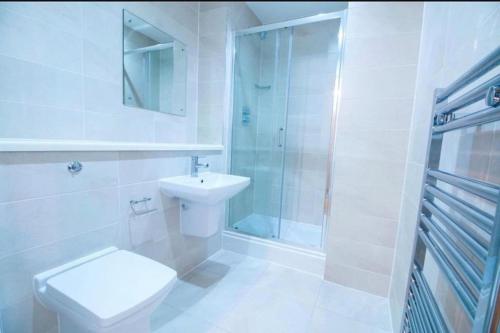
411,278,440,332
436,74,500,115
422,199,488,259
418,229,477,319
421,214,483,292
436,46,500,103
407,307,418,333
408,297,420,332
413,269,449,333
408,290,425,332
409,285,433,332
427,169,500,203
425,185,494,233
473,202,500,332
433,105,500,133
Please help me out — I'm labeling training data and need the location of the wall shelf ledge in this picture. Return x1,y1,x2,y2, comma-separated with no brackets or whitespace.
0,139,223,153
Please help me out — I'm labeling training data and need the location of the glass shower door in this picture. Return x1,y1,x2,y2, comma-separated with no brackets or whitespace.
228,27,292,239
228,16,342,250
279,19,341,248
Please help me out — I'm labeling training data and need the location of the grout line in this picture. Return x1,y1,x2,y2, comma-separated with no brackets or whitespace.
0,51,84,78
314,304,393,333
341,63,419,72
0,222,119,262
322,278,390,301
0,184,119,205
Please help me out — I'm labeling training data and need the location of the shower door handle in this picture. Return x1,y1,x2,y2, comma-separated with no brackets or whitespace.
277,127,284,147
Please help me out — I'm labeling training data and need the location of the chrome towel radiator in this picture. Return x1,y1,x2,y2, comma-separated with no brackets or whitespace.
402,46,500,333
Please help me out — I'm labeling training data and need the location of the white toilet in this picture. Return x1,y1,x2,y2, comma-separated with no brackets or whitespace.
33,247,177,333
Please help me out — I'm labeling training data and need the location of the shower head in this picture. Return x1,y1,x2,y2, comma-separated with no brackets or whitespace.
259,31,267,40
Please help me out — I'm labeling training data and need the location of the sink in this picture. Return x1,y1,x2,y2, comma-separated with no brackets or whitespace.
159,172,250,204
159,173,250,238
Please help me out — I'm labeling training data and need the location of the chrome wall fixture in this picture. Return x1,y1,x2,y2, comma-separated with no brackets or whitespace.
130,197,157,216
402,46,500,333
67,161,83,175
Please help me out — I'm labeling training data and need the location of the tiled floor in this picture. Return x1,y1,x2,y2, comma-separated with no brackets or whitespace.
231,213,322,249
152,250,392,333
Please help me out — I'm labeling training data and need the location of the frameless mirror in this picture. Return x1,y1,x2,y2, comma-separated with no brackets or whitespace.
123,10,187,116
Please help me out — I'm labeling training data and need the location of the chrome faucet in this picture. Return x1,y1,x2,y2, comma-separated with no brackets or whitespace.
191,156,209,177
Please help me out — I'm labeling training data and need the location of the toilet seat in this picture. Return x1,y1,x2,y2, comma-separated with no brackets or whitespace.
34,248,176,331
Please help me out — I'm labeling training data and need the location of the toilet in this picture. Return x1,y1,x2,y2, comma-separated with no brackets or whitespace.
33,247,177,333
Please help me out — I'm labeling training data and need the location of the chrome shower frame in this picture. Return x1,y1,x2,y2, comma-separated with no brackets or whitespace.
223,10,348,252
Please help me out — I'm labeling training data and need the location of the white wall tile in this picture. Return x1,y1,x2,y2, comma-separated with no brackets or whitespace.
198,57,226,84
0,152,118,203
337,98,414,131
0,55,83,110
0,296,57,333
0,9,83,73
85,110,155,142
324,262,391,297
0,187,119,258
83,40,122,83
118,152,188,185
326,237,394,276
343,33,420,69
0,2,84,37
347,2,423,38
325,2,423,296
341,65,418,100
335,129,409,162
0,101,85,140
0,224,118,309
83,77,123,114
154,116,192,144
83,3,122,50
330,209,398,248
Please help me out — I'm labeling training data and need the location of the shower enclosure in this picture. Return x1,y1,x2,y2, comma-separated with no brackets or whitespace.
227,12,345,250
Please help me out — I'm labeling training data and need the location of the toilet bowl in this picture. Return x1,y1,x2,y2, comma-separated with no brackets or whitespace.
33,247,177,333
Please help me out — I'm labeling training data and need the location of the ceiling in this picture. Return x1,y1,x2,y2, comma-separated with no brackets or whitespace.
246,2,348,24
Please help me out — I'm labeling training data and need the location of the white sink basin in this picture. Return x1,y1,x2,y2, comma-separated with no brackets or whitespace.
159,172,250,205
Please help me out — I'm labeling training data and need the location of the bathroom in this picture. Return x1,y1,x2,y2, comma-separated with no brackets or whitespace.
0,1,499,332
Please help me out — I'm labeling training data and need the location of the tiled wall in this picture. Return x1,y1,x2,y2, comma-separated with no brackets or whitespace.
281,20,340,226
197,2,260,144
0,151,223,333
0,2,198,143
0,2,229,332
324,2,423,296
389,2,500,331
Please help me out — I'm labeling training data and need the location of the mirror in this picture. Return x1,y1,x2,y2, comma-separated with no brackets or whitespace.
123,10,187,116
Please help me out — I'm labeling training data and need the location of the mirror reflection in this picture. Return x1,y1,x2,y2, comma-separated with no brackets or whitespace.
123,10,187,116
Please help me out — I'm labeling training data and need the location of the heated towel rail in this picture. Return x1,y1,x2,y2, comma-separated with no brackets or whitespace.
402,46,500,333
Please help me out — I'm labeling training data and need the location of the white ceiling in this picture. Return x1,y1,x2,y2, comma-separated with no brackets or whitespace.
246,2,348,24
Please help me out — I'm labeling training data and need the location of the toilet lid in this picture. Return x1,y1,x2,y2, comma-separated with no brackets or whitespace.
45,250,177,327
